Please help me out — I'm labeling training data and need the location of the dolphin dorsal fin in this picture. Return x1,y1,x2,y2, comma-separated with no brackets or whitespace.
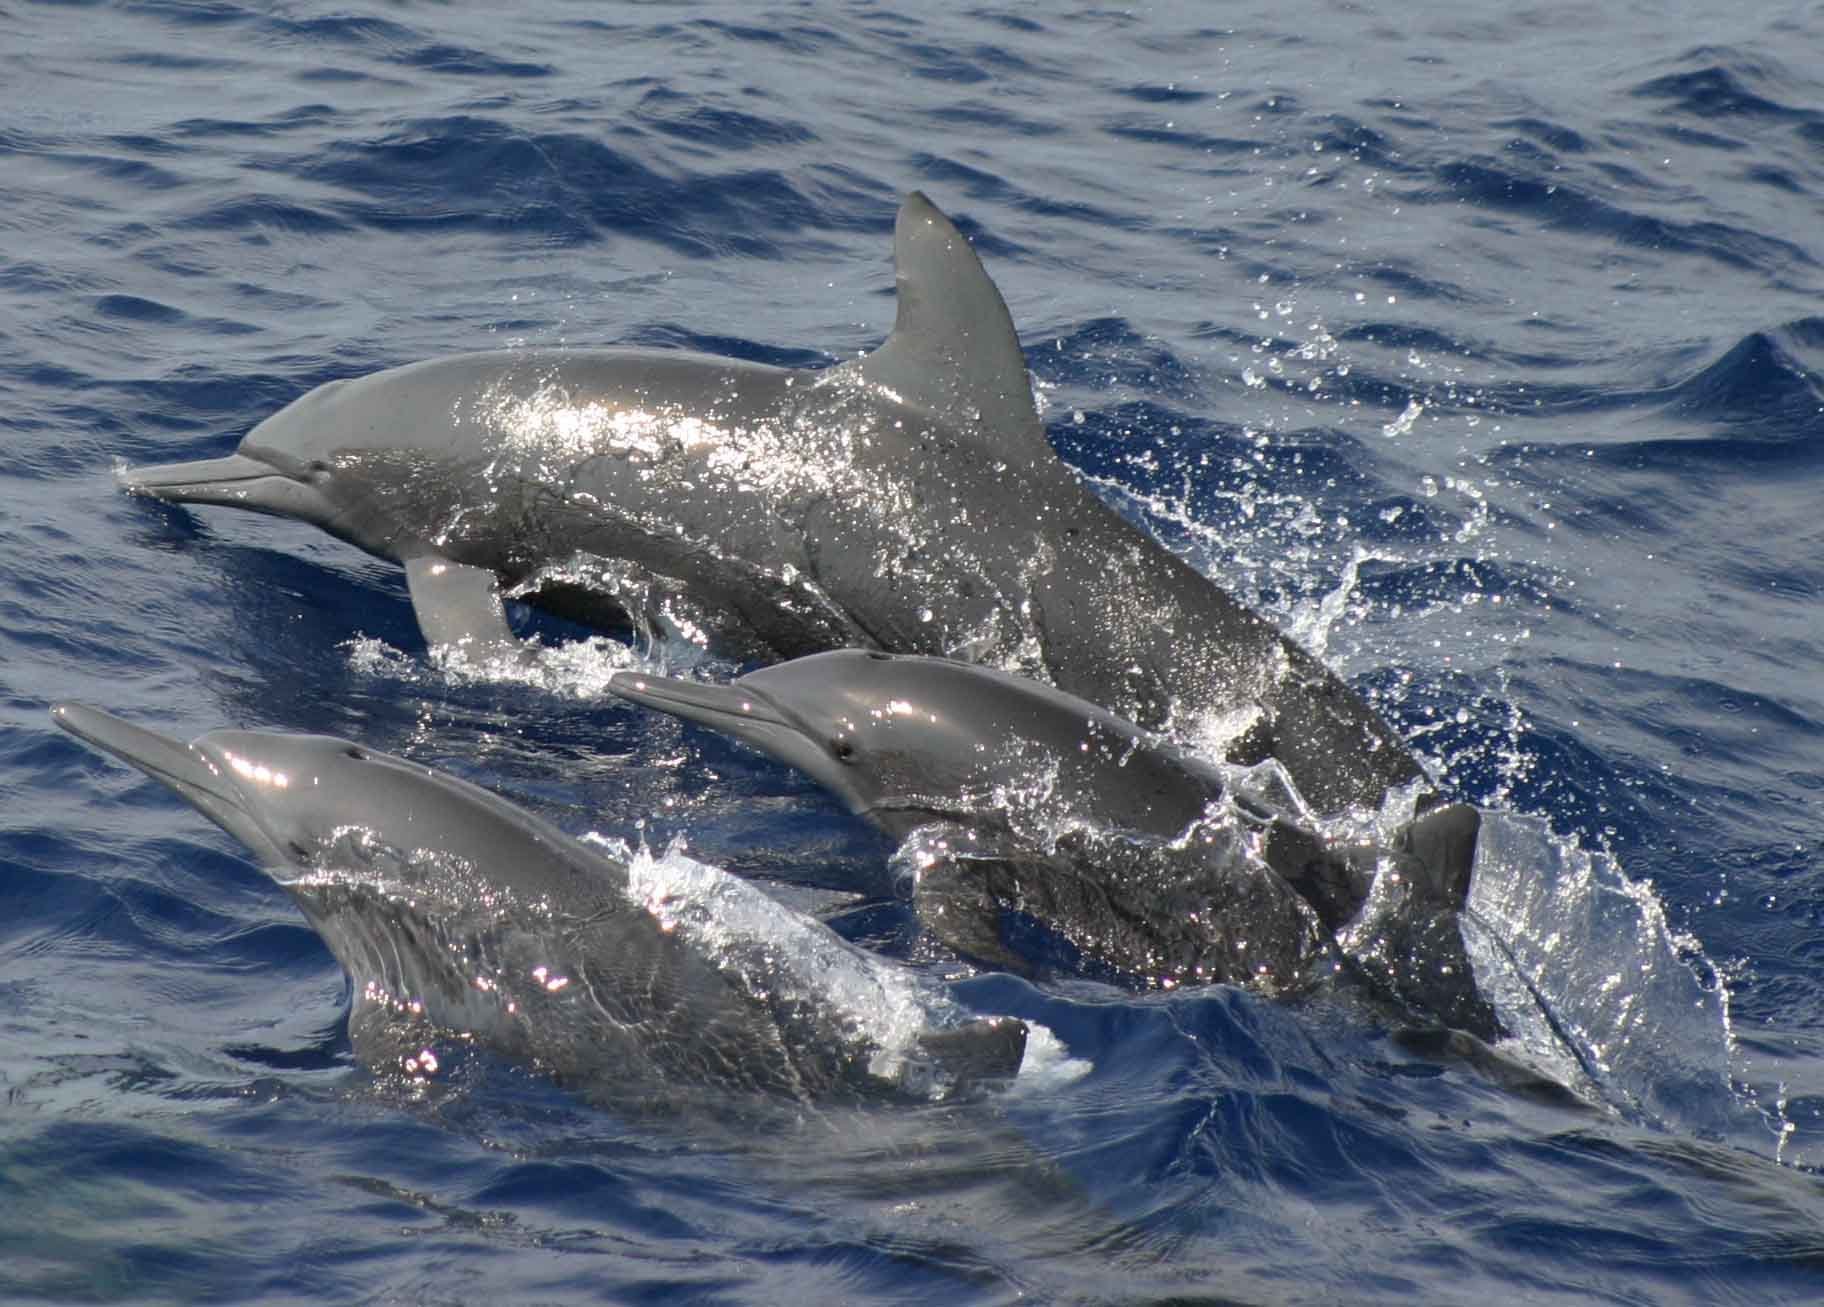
1398,803,1482,907
913,1016,1030,1090
836,192,1047,453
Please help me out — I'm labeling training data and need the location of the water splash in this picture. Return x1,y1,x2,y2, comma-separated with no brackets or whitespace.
1004,1022,1094,1092
585,834,1074,1090
342,628,711,700
1462,811,1773,1146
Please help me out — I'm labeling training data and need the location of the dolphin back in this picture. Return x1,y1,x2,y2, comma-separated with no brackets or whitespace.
52,704,1026,1107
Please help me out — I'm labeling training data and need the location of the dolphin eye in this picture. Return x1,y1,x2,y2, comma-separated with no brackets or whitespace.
344,746,367,761
308,460,333,482
865,652,892,662
287,840,311,859
831,738,856,762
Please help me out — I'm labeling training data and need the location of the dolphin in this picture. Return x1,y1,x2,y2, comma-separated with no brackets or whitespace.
607,651,1497,1035
50,703,1027,1106
119,191,1419,816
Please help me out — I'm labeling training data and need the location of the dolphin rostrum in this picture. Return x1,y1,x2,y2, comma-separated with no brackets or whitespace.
607,651,1496,1036
50,703,1027,1106
121,191,1417,814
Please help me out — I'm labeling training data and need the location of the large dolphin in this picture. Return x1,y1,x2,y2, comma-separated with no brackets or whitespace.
120,191,1418,816
607,651,1497,1036
50,704,1027,1106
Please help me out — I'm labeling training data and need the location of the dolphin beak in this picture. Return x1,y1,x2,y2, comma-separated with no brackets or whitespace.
50,703,283,864
52,703,217,789
120,453,285,503
607,671,878,820
118,453,336,525
607,671,792,732
607,670,839,783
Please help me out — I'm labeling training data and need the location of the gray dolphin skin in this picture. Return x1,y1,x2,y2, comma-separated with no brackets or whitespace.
50,703,1027,1106
120,191,1418,816
608,651,1497,1036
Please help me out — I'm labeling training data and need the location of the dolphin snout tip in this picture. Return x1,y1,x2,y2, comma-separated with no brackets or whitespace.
113,463,153,495
49,701,99,731
48,701,120,749
604,669,651,700
109,453,286,505
113,461,185,501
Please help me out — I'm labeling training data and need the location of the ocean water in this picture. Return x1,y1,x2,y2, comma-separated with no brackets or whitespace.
4,0,1824,1302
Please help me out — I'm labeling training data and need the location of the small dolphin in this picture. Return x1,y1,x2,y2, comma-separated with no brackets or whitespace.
608,651,1495,1034
50,703,1026,1106
120,191,1416,815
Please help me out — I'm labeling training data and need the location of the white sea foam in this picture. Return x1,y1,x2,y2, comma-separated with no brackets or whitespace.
1008,1022,1094,1091
343,627,706,700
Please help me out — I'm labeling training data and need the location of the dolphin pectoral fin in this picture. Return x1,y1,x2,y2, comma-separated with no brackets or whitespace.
834,192,1048,455
1262,819,1375,934
403,557,526,663
912,1017,1029,1092
1391,1024,1594,1112
1331,804,1496,1038
1395,803,1482,907
912,858,1034,976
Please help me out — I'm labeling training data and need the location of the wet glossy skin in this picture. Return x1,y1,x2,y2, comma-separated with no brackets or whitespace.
121,193,1420,816
610,651,1494,1035
50,704,1026,1104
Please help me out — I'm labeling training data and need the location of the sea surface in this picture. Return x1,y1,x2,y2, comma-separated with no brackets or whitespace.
4,1,1824,1303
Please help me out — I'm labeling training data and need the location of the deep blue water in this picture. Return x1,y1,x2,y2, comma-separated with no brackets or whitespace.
5,1,1824,1302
